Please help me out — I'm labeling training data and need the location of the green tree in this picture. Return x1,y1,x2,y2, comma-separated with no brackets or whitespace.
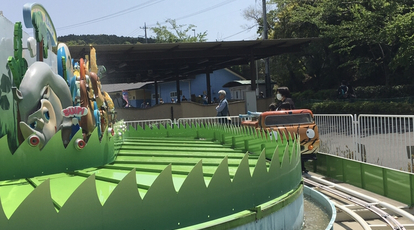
58,34,154,45
245,0,414,91
384,9,414,84
151,19,207,43
289,0,413,86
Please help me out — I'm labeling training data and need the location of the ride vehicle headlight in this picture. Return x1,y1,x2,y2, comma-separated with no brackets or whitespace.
306,129,315,139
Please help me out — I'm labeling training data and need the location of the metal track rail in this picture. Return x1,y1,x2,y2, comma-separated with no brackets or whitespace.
303,177,407,230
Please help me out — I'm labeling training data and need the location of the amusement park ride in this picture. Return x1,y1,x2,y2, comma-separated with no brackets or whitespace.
1,3,413,230
0,3,305,229
240,109,320,164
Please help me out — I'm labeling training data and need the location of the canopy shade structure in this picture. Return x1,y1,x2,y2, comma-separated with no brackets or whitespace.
101,82,154,93
67,38,317,85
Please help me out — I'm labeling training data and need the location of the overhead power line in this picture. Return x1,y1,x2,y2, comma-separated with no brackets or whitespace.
222,25,256,41
172,0,237,24
127,0,237,37
57,0,166,31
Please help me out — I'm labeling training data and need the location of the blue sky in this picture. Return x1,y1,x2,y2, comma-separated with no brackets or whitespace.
2,0,264,42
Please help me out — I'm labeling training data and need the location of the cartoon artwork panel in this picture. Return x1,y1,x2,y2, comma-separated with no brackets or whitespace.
0,3,117,179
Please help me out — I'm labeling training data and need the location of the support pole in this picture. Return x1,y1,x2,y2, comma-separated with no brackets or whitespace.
154,79,158,105
262,0,271,98
206,71,211,104
176,74,181,103
250,55,256,91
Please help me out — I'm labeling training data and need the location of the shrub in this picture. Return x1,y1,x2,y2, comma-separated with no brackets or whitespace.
351,85,414,99
291,84,414,101
301,101,414,115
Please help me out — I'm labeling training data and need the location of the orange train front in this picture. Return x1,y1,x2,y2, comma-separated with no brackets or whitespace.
241,109,320,166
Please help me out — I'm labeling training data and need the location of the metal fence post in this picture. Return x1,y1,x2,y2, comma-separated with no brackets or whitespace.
353,114,358,161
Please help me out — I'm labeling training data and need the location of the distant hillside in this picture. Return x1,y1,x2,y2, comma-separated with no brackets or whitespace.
58,34,156,45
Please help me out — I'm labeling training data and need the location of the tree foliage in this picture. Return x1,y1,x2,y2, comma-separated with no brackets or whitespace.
248,0,414,91
58,34,155,45
151,19,207,43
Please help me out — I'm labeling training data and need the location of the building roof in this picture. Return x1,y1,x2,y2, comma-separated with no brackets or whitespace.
222,79,276,88
101,82,153,93
68,38,317,84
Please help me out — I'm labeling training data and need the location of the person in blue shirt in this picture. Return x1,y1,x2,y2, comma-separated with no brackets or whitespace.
216,90,230,123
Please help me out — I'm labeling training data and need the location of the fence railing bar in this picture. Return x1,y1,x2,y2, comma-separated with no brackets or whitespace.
316,114,414,172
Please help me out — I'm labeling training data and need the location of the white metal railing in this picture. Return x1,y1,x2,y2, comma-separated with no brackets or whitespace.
177,116,243,128
314,114,356,160
315,114,414,172
124,119,174,130
357,114,414,172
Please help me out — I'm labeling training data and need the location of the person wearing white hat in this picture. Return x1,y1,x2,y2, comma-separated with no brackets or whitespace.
216,90,230,123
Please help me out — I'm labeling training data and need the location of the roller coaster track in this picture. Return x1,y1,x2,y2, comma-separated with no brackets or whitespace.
303,174,414,230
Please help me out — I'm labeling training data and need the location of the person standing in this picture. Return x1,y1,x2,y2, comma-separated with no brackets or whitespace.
203,94,208,104
122,90,130,107
216,90,229,123
259,91,264,99
275,87,295,110
347,82,356,98
337,80,349,99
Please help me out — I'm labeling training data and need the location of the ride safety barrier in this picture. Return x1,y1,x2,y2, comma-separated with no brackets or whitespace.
124,119,174,130
176,116,243,127
123,114,414,173
314,114,414,173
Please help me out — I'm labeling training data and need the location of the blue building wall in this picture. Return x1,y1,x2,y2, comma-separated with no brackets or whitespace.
191,69,236,101
150,69,241,105
151,81,191,105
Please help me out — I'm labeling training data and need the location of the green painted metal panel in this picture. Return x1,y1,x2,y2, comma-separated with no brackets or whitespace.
327,155,344,181
122,140,225,148
386,170,411,205
7,180,59,230
0,127,116,181
58,175,103,230
0,179,34,218
362,164,385,195
314,153,414,206
105,163,247,181
119,145,239,153
315,153,327,175
412,174,414,207
343,160,362,187
47,174,88,208
118,150,248,159
102,169,141,230
177,185,303,230
0,199,6,229
114,156,251,168
0,122,303,229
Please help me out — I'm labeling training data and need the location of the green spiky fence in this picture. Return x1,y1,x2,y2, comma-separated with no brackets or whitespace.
0,122,302,230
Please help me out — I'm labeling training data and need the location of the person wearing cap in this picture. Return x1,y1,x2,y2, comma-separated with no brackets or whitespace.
216,90,230,123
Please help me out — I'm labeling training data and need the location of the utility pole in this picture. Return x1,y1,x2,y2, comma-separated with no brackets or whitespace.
262,0,271,98
262,0,268,40
140,22,148,43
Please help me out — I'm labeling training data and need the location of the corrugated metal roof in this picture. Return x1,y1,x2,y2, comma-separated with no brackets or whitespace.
101,82,153,92
222,79,272,88
68,38,318,84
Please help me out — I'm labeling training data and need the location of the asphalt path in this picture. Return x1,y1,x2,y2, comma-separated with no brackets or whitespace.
318,131,414,172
